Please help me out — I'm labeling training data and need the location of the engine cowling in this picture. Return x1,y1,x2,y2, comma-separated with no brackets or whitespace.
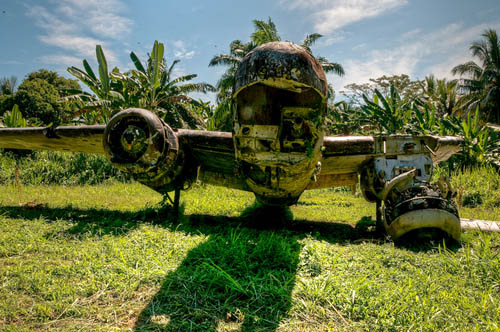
103,108,186,192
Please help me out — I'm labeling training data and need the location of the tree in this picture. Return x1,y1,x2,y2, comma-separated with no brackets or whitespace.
26,69,80,96
0,76,17,116
0,76,17,95
15,78,64,125
209,17,344,130
452,29,500,123
66,41,215,128
341,74,422,106
419,75,459,116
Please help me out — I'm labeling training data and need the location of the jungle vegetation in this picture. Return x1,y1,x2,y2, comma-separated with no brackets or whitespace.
0,24,499,170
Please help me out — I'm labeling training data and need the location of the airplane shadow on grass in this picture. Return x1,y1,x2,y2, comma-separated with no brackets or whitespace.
0,202,457,331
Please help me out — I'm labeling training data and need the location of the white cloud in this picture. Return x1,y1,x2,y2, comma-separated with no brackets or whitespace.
55,0,133,38
25,0,131,69
171,64,188,79
280,0,407,33
330,22,500,90
172,40,196,59
39,34,102,57
39,54,83,66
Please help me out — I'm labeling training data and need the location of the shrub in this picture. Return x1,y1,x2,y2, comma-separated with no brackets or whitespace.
449,166,500,208
0,150,128,185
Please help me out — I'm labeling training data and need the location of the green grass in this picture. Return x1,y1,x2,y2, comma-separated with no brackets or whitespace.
0,182,499,332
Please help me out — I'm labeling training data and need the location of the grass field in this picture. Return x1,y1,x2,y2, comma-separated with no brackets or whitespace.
0,182,499,331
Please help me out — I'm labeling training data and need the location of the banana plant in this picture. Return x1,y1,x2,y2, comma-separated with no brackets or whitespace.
1,104,27,128
361,85,414,134
440,107,500,167
66,45,124,123
112,40,215,128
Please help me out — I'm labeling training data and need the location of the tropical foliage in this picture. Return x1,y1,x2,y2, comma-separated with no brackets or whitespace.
15,78,66,125
0,71,78,125
209,17,345,130
0,76,17,95
66,41,215,128
0,104,26,128
452,29,500,123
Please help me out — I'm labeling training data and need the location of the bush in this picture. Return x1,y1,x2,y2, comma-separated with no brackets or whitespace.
449,167,500,208
0,150,128,185
14,78,64,125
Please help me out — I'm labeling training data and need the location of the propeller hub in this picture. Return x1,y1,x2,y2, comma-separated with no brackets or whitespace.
120,125,147,154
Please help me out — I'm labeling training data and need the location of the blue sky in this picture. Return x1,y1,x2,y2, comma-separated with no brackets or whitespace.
1,0,500,102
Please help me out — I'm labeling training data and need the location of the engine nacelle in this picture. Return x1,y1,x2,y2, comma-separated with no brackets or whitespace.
103,108,187,192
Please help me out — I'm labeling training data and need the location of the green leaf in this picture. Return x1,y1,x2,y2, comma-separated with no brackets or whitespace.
83,59,98,82
150,40,164,89
130,52,146,73
96,45,109,95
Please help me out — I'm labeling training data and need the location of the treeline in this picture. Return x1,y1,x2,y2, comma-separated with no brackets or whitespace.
0,20,499,181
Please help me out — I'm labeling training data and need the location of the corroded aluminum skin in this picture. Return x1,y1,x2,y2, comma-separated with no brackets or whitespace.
233,41,328,98
232,41,328,205
386,209,461,241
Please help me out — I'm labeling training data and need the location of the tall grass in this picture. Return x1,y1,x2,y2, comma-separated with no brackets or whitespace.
0,184,498,331
0,150,127,185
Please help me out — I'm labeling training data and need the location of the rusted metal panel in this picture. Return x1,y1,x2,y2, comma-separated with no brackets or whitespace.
177,129,234,153
306,172,358,190
373,135,463,164
0,125,105,154
233,41,328,98
322,136,374,155
320,155,373,175
197,168,249,191
177,129,236,176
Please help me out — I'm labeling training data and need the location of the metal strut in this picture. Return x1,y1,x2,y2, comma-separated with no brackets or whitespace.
161,188,181,219
173,188,180,218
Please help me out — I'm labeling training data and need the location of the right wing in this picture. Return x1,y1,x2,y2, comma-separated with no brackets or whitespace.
308,135,463,190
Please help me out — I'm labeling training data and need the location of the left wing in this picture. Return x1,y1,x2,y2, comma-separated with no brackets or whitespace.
0,125,105,154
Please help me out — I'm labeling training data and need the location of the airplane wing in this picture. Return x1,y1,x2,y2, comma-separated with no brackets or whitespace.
308,135,462,190
0,125,106,154
0,123,248,191
0,123,462,193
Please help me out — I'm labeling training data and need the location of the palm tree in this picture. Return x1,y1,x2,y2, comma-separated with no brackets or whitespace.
0,76,17,95
452,29,500,123
209,17,344,129
420,75,459,116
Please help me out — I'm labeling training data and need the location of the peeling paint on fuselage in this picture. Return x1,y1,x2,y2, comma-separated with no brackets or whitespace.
232,42,328,205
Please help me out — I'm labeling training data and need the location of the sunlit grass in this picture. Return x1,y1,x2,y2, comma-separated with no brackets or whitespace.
0,183,499,331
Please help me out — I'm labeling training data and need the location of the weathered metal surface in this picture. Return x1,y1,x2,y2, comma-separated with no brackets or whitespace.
322,136,374,155
461,219,500,233
177,129,233,152
386,209,461,241
0,125,105,154
320,135,462,176
231,41,329,205
103,109,186,192
373,135,463,164
305,172,358,190
177,129,236,178
233,41,328,99
382,182,460,240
